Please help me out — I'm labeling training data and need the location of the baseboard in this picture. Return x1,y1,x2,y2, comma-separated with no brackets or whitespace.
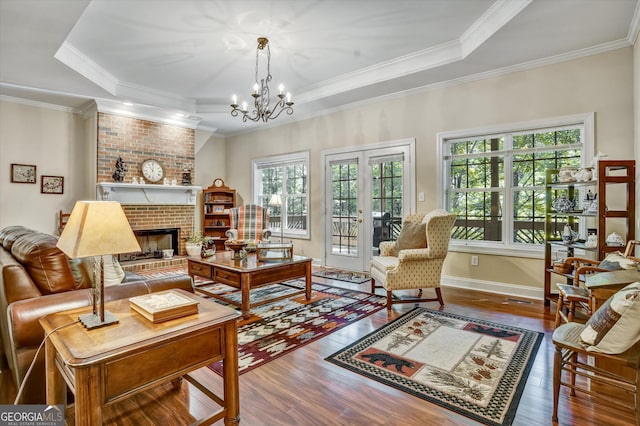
441,275,543,301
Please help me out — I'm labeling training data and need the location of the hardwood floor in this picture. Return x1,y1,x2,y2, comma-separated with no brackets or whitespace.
1,276,636,425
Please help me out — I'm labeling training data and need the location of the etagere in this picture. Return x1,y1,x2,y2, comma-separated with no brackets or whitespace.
543,160,635,306
202,179,236,251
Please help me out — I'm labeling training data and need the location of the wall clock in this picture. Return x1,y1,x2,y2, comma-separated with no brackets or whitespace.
141,159,164,183
213,178,224,187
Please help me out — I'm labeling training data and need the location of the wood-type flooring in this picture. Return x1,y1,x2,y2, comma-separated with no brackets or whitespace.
0,272,635,425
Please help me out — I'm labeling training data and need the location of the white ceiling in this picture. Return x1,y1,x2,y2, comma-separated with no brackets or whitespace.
1,0,639,136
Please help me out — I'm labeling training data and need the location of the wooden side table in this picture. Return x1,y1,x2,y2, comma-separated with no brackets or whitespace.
40,289,241,426
585,269,640,311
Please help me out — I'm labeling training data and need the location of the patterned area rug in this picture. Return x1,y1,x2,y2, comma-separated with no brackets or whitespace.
325,307,543,426
205,280,386,375
312,268,370,284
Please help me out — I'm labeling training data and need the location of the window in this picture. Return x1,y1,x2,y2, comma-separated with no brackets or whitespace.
253,151,309,239
439,114,593,256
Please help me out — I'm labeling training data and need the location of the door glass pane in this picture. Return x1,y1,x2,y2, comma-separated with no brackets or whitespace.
331,161,358,256
371,158,404,255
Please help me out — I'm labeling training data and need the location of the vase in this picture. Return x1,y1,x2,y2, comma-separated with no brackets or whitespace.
186,242,202,257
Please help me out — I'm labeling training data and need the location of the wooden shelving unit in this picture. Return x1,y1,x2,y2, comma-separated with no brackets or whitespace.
202,179,236,251
543,160,635,306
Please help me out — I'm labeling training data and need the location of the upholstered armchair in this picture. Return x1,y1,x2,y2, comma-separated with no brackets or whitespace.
370,209,457,310
225,204,272,243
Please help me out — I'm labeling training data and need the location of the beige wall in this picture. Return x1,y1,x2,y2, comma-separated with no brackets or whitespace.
0,102,91,233
223,47,635,293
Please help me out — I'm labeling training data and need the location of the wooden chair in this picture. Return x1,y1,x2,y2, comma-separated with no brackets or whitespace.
370,209,456,310
554,240,640,327
58,209,71,235
552,322,640,425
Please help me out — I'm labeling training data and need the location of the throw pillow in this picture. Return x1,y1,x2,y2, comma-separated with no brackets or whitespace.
390,220,427,257
580,281,640,354
103,255,126,286
598,252,638,271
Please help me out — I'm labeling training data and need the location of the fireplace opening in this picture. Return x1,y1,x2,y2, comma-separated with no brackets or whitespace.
119,228,179,262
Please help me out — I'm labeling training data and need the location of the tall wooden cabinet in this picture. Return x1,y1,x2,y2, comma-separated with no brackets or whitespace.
543,160,636,306
202,179,236,251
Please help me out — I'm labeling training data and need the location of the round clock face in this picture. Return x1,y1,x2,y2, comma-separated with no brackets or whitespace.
141,159,164,183
214,178,224,187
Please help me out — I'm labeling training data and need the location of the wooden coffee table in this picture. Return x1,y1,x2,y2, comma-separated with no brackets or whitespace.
188,251,312,319
41,290,241,425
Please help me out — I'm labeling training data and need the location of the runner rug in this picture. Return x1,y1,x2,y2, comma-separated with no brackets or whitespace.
203,280,386,375
312,268,370,284
325,307,543,426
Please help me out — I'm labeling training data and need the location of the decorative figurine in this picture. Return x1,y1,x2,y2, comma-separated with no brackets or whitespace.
112,156,128,182
182,168,192,185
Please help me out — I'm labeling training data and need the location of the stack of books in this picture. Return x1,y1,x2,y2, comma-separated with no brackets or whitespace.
129,290,199,323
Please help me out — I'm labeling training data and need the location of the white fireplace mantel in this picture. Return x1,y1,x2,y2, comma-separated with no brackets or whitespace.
96,183,202,205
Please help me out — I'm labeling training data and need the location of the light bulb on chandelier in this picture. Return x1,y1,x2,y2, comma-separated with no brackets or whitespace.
230,37,294,123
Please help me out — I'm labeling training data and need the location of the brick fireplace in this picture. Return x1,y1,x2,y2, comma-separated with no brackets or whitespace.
96,112,198,261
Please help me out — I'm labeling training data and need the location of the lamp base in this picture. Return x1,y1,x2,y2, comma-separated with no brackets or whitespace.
78,310,119,329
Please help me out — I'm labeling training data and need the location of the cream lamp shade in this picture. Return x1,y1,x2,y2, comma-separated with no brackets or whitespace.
57,201,140,258
56,200,140,329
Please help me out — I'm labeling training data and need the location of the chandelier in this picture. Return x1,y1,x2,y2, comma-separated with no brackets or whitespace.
230,37,294,123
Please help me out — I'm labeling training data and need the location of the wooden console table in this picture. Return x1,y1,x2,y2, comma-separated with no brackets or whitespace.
40,290,241,426
189,251,312,319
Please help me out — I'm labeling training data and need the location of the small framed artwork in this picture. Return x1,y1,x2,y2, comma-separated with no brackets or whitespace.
41,176,64,194
213,206,224,213
11,164,36,183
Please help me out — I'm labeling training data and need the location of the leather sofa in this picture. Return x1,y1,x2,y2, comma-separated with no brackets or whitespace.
0,226,194,403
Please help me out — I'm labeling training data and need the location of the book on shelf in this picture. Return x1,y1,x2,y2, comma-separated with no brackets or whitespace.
129,290,199,323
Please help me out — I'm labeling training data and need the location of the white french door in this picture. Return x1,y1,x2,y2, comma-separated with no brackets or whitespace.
323,141,414,272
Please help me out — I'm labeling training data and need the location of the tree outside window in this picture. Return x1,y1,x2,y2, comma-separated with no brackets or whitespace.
443,120,587,254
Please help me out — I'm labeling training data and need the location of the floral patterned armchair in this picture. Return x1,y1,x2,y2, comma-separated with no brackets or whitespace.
370,209,457,310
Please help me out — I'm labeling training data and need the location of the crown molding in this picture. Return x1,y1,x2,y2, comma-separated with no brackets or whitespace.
94,98,201,129
225,39,630,138
295,0,532,104
54,41,118,95
0,94,77,113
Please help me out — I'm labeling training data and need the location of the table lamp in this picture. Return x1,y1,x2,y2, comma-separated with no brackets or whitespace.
269,194,284,243
57,201,141,329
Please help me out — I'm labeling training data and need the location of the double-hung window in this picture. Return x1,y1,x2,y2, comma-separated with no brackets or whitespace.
252,151,310,239
439,114,593,257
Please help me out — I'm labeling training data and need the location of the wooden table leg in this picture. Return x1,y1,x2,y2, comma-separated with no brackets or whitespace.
45,339,66,408
74,366,102,426
305,260,312,301
224,319,240,425
241,273,251,319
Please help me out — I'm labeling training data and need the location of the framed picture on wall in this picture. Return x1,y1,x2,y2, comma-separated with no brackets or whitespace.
41,175,64,194
10,164,36,183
